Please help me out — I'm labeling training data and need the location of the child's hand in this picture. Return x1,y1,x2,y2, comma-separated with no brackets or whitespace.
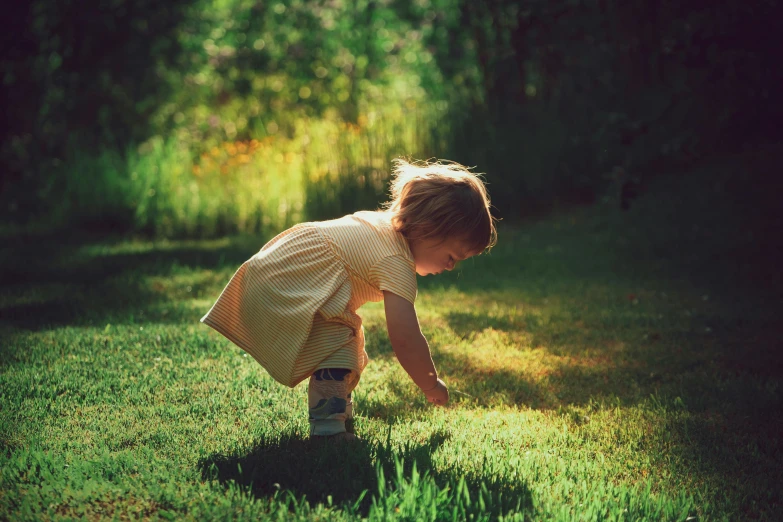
424,378,449,406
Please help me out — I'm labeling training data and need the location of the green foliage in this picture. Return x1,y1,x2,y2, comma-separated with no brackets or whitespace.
25,105,440,237
2,0,445,229
3,0,782,233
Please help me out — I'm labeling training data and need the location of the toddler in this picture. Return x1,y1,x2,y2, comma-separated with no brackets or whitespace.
201,158,497,440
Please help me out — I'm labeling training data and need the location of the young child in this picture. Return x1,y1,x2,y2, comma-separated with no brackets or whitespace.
201,158,496,440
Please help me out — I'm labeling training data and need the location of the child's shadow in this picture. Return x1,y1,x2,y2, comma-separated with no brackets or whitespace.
199,429,531,516
201,434,376,510
200,431,443,512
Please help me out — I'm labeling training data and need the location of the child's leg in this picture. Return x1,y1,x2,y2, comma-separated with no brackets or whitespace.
308,368,360,436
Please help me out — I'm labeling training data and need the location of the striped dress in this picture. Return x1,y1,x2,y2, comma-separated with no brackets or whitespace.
201,210,418,387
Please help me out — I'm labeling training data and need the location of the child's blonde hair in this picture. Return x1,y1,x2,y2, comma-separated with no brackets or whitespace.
384,158,497,254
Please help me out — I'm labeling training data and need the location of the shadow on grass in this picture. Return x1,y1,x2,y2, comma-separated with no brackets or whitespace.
0,232,265,332
199,430,532,517
637,372,783,519
0,232,261,288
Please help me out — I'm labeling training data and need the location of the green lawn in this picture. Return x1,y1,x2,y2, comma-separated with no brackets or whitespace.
1,158,781,520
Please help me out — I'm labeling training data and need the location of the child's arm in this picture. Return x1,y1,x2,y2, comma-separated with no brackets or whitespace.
383,291,449,405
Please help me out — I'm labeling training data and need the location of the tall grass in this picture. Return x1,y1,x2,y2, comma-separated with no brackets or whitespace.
37,104,442,238
27,91,689,237
440,100,614,219
301,105,442,221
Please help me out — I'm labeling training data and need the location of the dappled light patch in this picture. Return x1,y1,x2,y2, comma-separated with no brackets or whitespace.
0,282,72,310
53,493,163,520
143,269,233,303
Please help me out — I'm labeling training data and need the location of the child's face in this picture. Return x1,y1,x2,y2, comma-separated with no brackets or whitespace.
409,236,475,276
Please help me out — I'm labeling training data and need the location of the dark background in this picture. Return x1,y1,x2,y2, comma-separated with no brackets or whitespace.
2,0,782,233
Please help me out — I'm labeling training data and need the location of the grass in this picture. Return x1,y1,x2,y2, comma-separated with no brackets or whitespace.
28,103,442,239
1,154,781,520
